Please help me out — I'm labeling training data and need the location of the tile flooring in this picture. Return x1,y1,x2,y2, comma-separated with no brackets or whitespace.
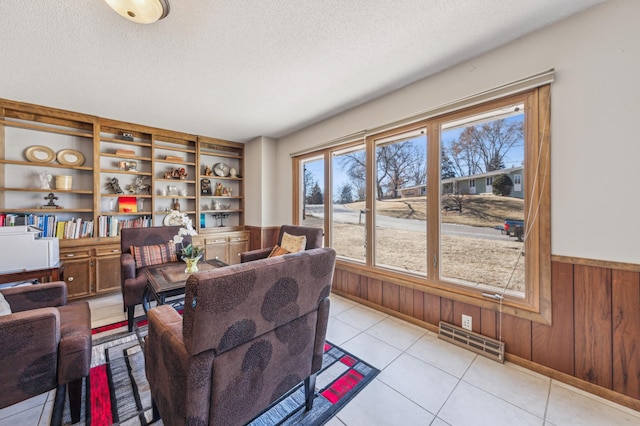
2,293,640,425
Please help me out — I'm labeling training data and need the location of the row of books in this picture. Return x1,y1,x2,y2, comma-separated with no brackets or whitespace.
0,214,155,239
0,214,95,239
97,216,152,237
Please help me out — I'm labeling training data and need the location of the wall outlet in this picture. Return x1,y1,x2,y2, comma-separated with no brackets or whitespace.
462,314,472,331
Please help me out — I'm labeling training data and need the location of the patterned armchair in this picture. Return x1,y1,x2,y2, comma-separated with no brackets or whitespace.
120,226,191,331
240,224,324,263
0,282,91,424
145,247,336,426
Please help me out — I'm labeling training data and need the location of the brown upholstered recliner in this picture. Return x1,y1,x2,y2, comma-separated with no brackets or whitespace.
0,282,91,425
145,247,336,426
240,224,323,263
120,226,191,331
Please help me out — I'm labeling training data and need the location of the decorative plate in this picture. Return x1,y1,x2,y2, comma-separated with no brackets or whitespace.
24,145,55,163
213,162,230,177
163,210,186,226
57,149,85,166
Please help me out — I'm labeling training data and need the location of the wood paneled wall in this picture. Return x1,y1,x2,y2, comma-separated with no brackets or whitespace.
245,225,279,251
332,259,640,410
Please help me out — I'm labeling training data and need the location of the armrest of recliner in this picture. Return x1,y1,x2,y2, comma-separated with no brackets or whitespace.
0,281,67,312
121,253,136,279
240,247,273,263
0,307,60,408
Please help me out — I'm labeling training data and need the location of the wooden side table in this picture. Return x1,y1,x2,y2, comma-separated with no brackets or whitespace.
0,264,62,286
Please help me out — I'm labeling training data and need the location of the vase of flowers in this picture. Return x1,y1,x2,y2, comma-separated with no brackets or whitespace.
170,212,203,273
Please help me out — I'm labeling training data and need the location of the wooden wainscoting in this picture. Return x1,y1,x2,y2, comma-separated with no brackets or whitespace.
332,257,640,411
245,225,280,251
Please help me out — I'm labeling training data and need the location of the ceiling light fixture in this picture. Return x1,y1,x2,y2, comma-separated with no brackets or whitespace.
105,0,170,24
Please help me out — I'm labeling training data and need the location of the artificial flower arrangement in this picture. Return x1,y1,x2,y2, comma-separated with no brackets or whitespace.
170,212,203,259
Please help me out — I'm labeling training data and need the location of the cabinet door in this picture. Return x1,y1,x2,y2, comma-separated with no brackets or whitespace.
228,241,249,265
95,245,122,293
205,242,228,263
62,259,92,299
95,255,121,294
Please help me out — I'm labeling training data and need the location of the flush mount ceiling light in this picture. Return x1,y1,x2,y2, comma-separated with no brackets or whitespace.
105,0,170,24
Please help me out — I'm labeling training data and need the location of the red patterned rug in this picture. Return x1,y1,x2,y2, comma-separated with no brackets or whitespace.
64,320,378,425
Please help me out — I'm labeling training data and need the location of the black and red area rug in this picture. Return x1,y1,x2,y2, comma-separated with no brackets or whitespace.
63,320,378,425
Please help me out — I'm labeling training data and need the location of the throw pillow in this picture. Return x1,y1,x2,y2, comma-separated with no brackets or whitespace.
131,243,177,269
280,232,307,253
268,245,291,258
0,292,11,316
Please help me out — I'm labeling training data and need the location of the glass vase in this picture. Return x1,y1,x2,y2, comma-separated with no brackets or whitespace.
182,255,202,274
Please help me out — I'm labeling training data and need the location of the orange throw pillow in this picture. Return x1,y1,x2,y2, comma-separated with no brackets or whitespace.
268,245,291,258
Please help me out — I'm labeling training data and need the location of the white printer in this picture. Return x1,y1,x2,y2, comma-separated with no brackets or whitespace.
0,226,60,273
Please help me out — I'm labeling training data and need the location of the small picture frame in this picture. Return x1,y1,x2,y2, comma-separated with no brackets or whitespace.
201,179,212,195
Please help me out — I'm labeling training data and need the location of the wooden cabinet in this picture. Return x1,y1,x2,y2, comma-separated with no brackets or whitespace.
60,246,93,299
94,244,122,293
204,231,249,265
60,240,122,299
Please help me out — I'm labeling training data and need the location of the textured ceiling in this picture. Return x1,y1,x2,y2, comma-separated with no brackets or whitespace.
0,0,602,142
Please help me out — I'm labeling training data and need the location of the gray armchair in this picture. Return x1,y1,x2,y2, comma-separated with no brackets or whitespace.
120,226,191,331
0,282,91,425
240,224,323,262
145,247,336,426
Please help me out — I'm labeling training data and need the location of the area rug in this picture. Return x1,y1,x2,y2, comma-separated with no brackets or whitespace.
63,324,379,425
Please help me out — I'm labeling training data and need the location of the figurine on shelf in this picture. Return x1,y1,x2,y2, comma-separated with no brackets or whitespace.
38,170,52,190
43,192,60,209
204,165,213,176
107,177,124,194
173,198,181,211
134,175,150,194
215,182,224,196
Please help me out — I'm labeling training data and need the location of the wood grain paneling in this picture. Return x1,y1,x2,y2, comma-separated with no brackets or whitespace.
574,265,612,388
413,290,424,321
481,309,497,339
382,281,400,311
399,286,414,316
367,277,383,305
612,270,640,399
423,292,441,326
453,301,481,333
532,261,575,375
441,298,453,324
500,313,532,360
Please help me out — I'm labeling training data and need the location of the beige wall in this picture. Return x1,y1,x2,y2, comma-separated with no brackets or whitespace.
273,0,640,264
245,136,277,226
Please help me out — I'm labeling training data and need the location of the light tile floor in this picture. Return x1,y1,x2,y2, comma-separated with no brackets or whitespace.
2,293,640,425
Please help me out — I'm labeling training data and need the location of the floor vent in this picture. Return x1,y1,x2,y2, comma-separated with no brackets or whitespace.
438,321,505,363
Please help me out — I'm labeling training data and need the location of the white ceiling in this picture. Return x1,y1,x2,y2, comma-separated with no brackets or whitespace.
0,0,602,142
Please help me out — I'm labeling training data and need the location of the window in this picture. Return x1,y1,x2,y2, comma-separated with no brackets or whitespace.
331,144,367,262
293,86,550,321
373,128,427,275
300,155,325,233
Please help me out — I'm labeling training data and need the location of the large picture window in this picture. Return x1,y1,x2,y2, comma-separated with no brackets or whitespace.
293,86,550,320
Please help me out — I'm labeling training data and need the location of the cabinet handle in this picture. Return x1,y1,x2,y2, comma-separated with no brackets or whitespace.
112,249,120,253
65,254,75,257
67,276,74,282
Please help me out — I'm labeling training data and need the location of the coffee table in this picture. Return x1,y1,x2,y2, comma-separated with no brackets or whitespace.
142,258,227,312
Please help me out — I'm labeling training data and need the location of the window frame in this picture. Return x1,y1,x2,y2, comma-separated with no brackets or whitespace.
292,85,551,323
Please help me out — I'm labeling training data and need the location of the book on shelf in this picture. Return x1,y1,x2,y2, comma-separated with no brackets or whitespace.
0,214,94,239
